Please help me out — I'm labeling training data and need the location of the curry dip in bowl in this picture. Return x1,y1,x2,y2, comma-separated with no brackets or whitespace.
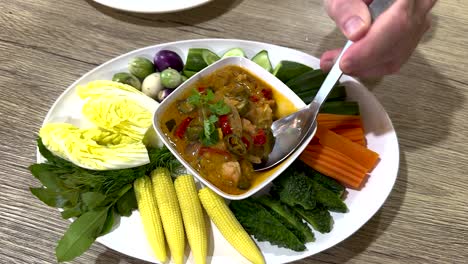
153,57,312,200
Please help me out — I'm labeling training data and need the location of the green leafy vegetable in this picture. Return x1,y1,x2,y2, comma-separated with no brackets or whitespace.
55,207,110,262
272,166,317,210
312,181,348,213
55,184,131,262
81,192,106,210
310,170,345,197
99,208,120,236
294,206,333,233
29,137,182,262
115,188,137,217
32,137,181,195
231,158,348,251
61,205,82,219
229,198,306,251
291,160,345,197
30,188,79,208
257,196,315,243
29,164,66,190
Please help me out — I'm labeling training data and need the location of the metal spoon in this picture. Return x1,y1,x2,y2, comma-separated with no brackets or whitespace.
254,0,394,171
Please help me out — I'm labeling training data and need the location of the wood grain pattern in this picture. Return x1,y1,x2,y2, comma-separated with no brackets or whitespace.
1,0,467,263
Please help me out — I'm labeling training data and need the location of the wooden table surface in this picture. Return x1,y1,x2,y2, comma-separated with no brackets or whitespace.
1,0,467,263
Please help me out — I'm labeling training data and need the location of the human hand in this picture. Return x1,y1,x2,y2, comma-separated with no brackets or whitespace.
320,0,436,78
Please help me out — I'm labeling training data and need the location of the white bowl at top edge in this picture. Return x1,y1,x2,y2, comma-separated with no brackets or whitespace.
153,56,314,200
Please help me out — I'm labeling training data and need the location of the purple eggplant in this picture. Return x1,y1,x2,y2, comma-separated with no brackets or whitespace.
157,88,173,102
153,50,184,72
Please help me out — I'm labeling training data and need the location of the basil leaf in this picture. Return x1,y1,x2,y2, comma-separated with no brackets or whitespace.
55,208,109,262
29,164,64,190
99,208,120,236
61,204,82,219
115,188,137,217
81,192,106,210
30,188,79,208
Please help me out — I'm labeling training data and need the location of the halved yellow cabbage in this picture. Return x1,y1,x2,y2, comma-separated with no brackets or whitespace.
77,80,157,113
40,80,161,170
40,123,150,170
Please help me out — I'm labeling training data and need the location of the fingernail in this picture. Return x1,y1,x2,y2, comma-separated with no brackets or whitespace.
344,16,365,39
321,57,335,71
341,58,354,73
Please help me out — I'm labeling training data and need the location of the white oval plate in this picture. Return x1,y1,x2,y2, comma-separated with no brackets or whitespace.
38,39,399,264
92,0,213,13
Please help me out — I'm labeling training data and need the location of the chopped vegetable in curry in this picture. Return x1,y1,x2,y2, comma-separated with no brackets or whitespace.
160,65,278,194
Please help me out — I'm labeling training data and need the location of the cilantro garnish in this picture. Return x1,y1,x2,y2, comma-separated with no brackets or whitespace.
202,115,219,145
209,100,231,115
187,88,231,146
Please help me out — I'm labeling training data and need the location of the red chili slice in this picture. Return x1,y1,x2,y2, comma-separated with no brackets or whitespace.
261,88,273,100
241,136,250,149
219,115,232,135
197,86,206,93
253,129,267,145
249,95,259,102
175,117,193,138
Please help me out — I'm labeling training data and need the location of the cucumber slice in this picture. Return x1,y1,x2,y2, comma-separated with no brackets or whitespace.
183,70,198,78
273,60,314,83
221,48,246,58
201,49,220,65
251,50,273,72
320,101,360,115
184,48,208,72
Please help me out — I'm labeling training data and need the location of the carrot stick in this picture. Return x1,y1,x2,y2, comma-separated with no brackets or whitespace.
299,155,358,185
301,150,365,183
332,127,366,144
352,139,366,146
317,119,363,130
304,145,368,175
317,113,363,130
300,155,362,189
315,126,379,171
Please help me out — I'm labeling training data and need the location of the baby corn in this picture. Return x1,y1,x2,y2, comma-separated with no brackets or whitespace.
133,176,167,263
174,175,207,264
151,167,185,264
198,187,265,264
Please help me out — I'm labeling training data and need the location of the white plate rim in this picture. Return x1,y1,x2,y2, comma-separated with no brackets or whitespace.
92,0,213,14
37,38,400,264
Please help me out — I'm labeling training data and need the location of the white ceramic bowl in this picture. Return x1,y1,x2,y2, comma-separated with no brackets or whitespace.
153,56,314,200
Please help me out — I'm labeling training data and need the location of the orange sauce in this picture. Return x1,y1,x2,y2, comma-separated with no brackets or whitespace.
160,65,298,195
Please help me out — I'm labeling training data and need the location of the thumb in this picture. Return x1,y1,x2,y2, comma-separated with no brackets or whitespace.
324,0,372,41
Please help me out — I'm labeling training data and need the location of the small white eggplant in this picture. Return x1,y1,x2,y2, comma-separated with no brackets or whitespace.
141,72,163,99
